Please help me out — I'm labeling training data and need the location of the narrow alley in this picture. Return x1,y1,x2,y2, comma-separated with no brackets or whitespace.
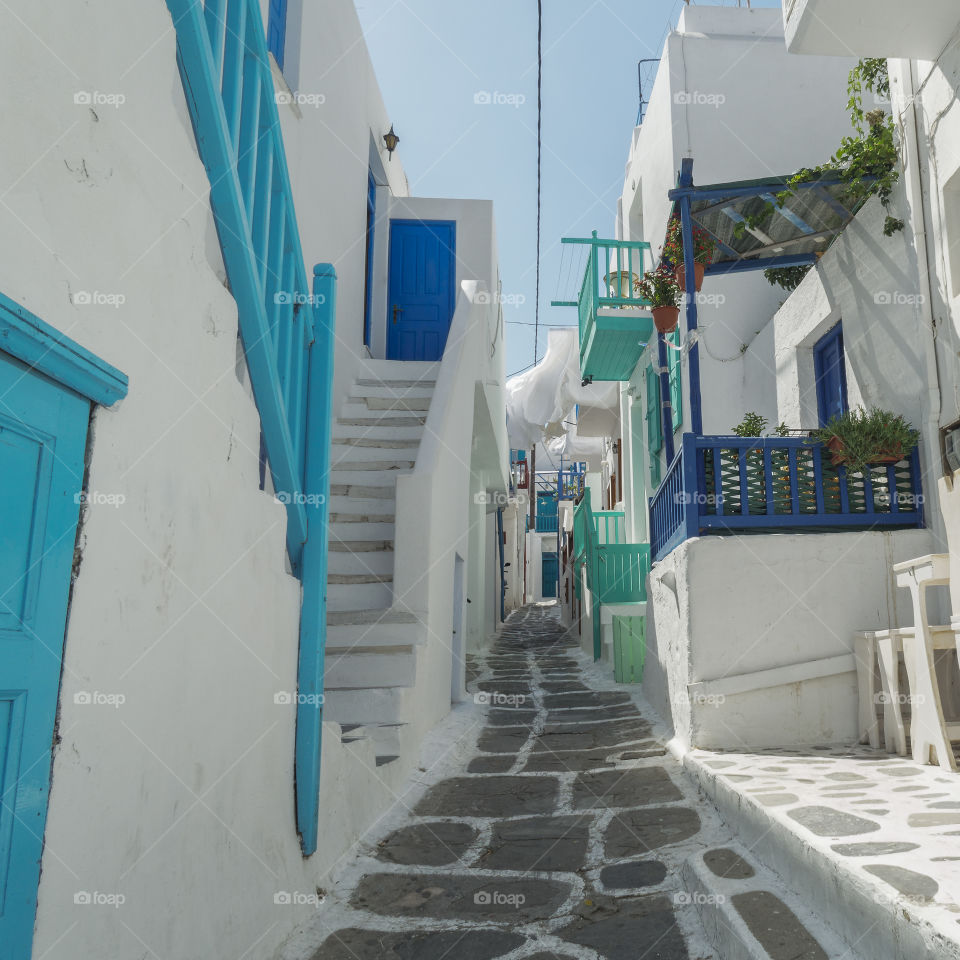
296,606,833,960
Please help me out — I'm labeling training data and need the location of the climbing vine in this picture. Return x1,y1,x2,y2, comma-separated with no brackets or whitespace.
739,58,904,255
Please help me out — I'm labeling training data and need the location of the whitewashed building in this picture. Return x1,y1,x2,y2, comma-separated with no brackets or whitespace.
0,2,508,958
554,4,958,747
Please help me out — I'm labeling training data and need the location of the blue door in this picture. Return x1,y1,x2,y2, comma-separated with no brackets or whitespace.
541,552,559,599
267,0,289,70
814,323,848,426
0,353,89,957
387,220,456,361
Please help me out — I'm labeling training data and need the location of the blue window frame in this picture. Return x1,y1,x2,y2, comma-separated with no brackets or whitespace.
814,322,848,426
363,171,376,348
267,0,288,70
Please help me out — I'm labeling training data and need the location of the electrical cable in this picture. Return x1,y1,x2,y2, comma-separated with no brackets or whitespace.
534,0,543,365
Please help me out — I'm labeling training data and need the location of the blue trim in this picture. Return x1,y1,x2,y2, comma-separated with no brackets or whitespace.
267,0,288,70
0,291,128,405
295,265,337,856
667,176,869,202
705,254,818,276
363,170,376,348
677,169,703,436
813,322,848,427
657,333,674,465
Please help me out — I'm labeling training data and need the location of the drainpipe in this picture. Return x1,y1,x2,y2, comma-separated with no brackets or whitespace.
902,60,946,550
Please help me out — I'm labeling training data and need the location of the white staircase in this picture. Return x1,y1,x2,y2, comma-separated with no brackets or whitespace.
325,360,437,765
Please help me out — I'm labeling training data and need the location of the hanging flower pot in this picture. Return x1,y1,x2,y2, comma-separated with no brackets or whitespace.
675,262,705,293
651,306,679,334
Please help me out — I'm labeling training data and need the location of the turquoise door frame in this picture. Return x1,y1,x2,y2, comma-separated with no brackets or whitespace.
0,292,127,959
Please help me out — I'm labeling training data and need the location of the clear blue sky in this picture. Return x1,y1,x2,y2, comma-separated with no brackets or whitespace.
355,0,782,377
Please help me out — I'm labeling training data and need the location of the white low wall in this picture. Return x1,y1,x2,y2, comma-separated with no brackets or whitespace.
647,529,933,750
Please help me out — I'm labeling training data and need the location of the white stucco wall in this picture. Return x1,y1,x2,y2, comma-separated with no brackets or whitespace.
647,529,933,750
618,6,858,491
0,2,506,958
770,192,943,542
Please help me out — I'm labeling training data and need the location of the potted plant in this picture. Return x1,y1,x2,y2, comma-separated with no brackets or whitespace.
635,267,680,334
811,407,919,474
663,217,717,292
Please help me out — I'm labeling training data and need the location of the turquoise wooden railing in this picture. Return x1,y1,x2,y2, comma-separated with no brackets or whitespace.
572,490,650,659
167,0,333,856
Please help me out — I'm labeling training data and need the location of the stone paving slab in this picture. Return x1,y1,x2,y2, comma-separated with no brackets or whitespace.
686,743,960,958
302,606,844,960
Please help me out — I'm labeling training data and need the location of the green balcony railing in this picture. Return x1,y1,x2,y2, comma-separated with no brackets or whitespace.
552,234,655,382
573,489,650,660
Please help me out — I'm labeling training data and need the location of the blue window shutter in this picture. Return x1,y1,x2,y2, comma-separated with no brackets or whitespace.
669,327,682,431
267,0,288,70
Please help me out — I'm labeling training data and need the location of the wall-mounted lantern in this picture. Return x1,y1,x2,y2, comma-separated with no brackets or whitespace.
383,125,399,160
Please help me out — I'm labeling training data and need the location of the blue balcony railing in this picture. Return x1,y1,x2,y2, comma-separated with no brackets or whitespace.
534,514,559,533
650,434,924,562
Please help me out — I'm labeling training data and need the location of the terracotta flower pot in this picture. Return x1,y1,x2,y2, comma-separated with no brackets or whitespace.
826,435,904,467
652,306,679,335
675,262,705,293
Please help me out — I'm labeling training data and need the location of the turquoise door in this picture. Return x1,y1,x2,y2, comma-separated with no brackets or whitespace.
0,352,89,957
541,552,559,599
386,220,456,361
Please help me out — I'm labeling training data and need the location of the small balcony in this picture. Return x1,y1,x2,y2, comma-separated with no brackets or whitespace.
552,235,655,383
574,491,650,605
530,514,559,534
650,435,924,562
784,0,960,59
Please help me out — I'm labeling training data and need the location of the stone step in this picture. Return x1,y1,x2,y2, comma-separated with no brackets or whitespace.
329,540,394,553
330,459,417,473
684,754,945,960
332,421,425,441
326,608,424,649
681,843,865,960
353,381,436,396
340,401,428,423
354,359,439,382
329,483,395,500
350,383,434,399
348,395,432,412
329,519,395,541
327,549,394,577
324,647,417,689
329,500,395,522
328,572,392,585
329,468,410,488
326,580,393,611
323,686,417,726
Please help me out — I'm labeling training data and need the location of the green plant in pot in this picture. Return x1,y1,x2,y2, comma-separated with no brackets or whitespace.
663,217,717,292
811,406,919,474
635,267,680,334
